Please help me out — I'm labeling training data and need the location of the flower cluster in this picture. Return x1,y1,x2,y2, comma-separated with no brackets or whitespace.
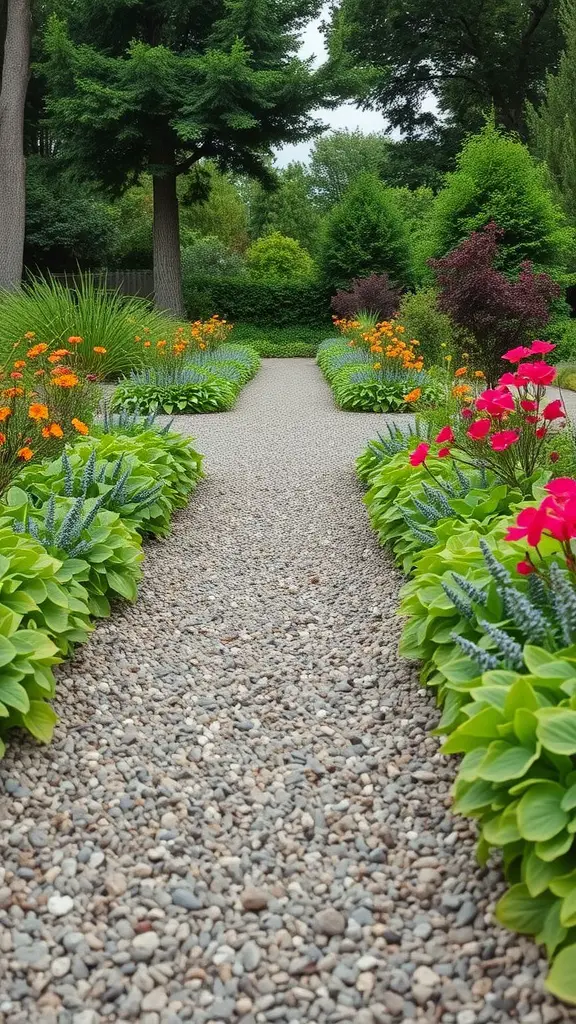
135,316,233,364
333,316,424,390
506,477,576,577
408,340,564,490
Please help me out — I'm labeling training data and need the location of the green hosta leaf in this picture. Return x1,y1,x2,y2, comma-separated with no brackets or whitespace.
22,701,58,743
483,805,521,846
536,901,567,958
549,869,576,897
0,635,17,667
522,646,554,674
0,679,29,713
537,708,576,755
514,708,538,747
546,944,576,1003
496,883,556,934
11,630,59,661
453,778,495,815
524,849,573,897
535,830,574,861
505,678,538,716
106,570,138,601
517,783,568,842
458,746,488,781
478,741,540,782
562,784,576,812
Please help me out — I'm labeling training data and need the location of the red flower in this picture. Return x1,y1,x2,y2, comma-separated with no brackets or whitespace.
499,371,525,387
506,506,556,546
435,425,455,444
476,387,515,416
542,399,565,422
530,340,556,355
461,407,474,419
437,447,451,458
409,442,430,467
520,399,537,412
545,478,576,501
467,418,492,440
550,451,560,463
516,560,535,575
502,345,533,362
536,427,547,439
490,429,519,451
517,361,556,387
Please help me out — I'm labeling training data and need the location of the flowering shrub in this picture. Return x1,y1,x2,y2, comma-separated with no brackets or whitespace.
430,223,560,384
409,340,565,493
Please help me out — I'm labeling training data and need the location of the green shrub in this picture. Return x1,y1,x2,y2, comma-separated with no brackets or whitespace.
113,378,237,414
318,173,413,292
0,273,178,377
417,123,576,283
231,324,330,355
245,232,316,282
181,235,245,280
397,287,472,364
183,277,328,326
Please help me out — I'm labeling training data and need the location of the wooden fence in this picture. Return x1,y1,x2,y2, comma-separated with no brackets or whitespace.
50,270,154,298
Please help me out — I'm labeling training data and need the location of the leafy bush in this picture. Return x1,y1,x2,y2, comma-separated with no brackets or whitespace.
231,324,329,356
330,274,401,321
318,173,413,292
431,223,560,383
318,339,443,413
245,231,316,282
181,235,245,280
397,287,472,365
0,273,178,377
418,122,576,283
184,276,328,326
113,378,237,414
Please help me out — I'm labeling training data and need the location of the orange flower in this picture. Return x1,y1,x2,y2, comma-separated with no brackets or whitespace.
403,388,422,403
42,423,64,439
474,370,485,378
143,341,151,348
13,360,26,369
24,331,36,339
4,387,24,398
0,433,6,445
452,383,472,398
52,348,70,358
71,417,89,435
17,447,34,461
134,335,141,342
156,340,167,349
68,336,83,345
10,372,23,380
454,367,468,377
0,407,11,422
93,346,107,354
34,369,46,377
52,372,79,388
28,403,49,421
27,343,48,358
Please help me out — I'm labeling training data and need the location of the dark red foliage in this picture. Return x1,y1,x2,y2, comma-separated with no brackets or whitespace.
429,223,560,383
330,273,401,321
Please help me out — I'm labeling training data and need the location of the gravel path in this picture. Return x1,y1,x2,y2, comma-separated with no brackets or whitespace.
0,360,571,1024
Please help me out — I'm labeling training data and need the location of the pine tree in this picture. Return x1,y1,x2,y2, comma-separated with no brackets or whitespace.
318,172,413,291
42,0,356,315
528,0,576,221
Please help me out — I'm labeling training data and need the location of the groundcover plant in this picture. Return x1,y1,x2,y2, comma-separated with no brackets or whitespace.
358,339,576,1002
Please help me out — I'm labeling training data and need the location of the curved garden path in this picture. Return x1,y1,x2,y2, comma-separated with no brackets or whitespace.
0,360,569,1024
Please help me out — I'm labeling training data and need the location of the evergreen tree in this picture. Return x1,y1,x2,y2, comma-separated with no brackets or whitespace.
248,163,321,252
42,0,356,315
528,0,576,221
308,130,390,208
418,122,575,283
318,172,413,291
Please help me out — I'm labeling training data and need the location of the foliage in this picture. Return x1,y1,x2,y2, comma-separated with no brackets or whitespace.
25,155,117,272
114,378,236,415
0,273,178,378
431,223,560,383
418,124,575,283
246,163,321,253
181,236,245,281
308,130,391,209
397,286,472,365
231,324,329,357
183,276,328,326
245,232,316,283
333,0,562,138
528,0,576,222
318,173,413,292
331,274,400,321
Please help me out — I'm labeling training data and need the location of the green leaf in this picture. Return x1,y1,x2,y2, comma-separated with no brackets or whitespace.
562,784,576,812
496,883,556,935
478,741,540,782
517,783,568,841
524,645,558,673
537,708,576,755
0,679,29,713
536,900,567,958
106,570,138,601
483,805,521,846
535,830,574,861
524,849,572,897
0,634,17,667
546,944,576,1003
560,888,576,928
22,701,58,743
505,677,538,716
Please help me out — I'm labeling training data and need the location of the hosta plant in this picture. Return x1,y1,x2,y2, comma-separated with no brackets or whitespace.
113,378,237,415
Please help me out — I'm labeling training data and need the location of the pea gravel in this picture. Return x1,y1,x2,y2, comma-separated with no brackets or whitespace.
0,359,572,1024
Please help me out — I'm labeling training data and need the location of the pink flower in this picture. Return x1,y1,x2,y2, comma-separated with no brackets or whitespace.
517,361,557,387
467,418,492,440
530,340,556,355
545,478,576,501
536,427,547,439
490,429,519,451
498,371,525,387
502,345,533,363
476,387,515,416
437,447,451,458
461,407,474,420
409,442,430,467
542,399,565,422
516,560,535,575
520,399,537,412
506,506,557,546
435,425,455,443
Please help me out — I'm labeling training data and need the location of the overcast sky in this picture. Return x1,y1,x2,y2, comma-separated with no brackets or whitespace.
273,6,388,167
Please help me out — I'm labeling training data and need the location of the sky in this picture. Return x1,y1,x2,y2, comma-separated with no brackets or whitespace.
273,6,388,167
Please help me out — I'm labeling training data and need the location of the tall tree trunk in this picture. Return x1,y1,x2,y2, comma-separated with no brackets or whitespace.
152,154,184,317
0,0,30,291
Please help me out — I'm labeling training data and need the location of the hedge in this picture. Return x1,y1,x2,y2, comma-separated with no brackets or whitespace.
183,275,329,326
